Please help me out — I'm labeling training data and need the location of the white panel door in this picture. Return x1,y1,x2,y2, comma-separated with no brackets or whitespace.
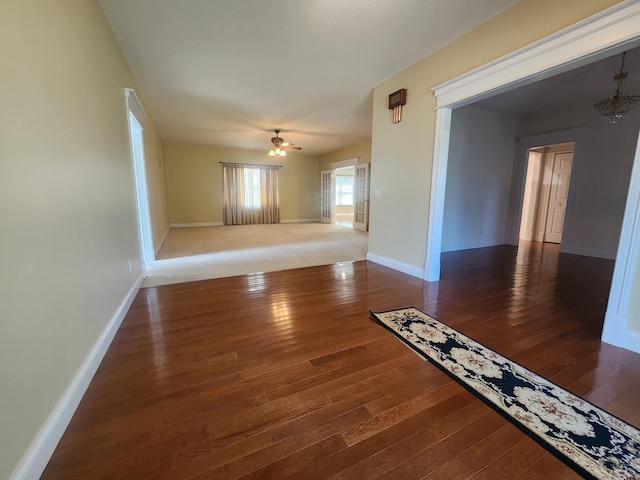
320,170,334,224
544,151,573,244
354,163,369,231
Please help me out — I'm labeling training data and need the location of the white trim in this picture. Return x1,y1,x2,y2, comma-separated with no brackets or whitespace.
170,220,323,227
427,0,640,352
432,1,640,109
280,218,322,223
602,127,640,352
424,108,451,281
154,226,170,256
518,128,583,150
10,273,144,480
510,128,583,247
127,111,154,270
124,88,146,124
331,157,359,169
169,222,224,228
367,252,424,279
601,313,640,354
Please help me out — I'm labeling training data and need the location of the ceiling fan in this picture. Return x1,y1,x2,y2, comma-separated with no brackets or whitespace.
268,129,301,156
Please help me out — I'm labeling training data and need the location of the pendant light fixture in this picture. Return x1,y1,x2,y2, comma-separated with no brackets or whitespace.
594,51,639,124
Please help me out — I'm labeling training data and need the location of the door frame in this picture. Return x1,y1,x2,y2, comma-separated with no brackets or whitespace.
321,157,363,226
511,130,582,248
542,149,574,244
125,88,154,273
424,1,640,353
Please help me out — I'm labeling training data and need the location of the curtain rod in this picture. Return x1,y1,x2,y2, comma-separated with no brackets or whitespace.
219,162,282,168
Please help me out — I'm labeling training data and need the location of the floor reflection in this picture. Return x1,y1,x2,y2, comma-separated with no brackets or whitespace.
142,289,167,372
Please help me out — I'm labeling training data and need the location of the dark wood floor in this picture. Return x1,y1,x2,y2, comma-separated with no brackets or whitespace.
42,242,640,479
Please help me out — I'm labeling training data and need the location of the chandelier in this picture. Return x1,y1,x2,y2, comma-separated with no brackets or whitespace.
594,51,640,124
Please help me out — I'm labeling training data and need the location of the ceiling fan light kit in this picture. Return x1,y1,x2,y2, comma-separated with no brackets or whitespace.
268,148,286,157
594,52,639,124
267,129,301,156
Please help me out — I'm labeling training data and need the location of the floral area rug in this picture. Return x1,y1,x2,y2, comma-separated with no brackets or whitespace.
370,307,640,480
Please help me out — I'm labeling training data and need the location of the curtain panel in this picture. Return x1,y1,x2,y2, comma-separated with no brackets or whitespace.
223,163,280,225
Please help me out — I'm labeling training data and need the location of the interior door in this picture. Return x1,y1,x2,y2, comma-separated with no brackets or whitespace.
544,151,573,243
354,163,370,231
320,170,334,224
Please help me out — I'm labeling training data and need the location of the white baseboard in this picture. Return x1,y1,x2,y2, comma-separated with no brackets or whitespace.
170,222,224,228
423,259,440,282
10,272,144,480
170,220,322,227
280,218,321,223
366,252,424,279
560,245,616,260
601,311,640,354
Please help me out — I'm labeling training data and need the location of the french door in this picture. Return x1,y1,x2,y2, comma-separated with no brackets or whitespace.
354,163,369,231
320,170,334,224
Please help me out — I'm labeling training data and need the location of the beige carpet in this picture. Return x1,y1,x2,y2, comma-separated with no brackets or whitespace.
142,223,368,287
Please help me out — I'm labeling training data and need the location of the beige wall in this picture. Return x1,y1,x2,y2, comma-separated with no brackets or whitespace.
145,131,171,253
0,1,168,478
368,0,622,270
165,142,321,224
319,139,371,171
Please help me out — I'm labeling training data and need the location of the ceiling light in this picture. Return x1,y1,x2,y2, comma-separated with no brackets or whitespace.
267,129,301,156
267,147,286,157
594,51,640,124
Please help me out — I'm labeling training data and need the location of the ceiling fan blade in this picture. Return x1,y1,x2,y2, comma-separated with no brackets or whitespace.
267,130,301,151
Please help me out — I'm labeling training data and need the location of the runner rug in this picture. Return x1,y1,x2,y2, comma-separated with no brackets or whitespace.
370,307,640,480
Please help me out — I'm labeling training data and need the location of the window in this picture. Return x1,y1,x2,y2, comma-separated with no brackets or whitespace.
336,175,354,206
222,163,280,225
243,168,261,208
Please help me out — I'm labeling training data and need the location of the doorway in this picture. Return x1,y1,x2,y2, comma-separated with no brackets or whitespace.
335,166,355,227
519,143,575,245
320,159,370,231
424,3,640,352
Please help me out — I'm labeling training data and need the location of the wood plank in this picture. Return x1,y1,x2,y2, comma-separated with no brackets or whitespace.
41,242,640,480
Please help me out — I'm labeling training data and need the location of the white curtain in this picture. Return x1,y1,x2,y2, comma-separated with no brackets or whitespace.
223,163,280,225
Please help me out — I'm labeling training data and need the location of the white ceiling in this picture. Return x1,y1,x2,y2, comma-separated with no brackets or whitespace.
99,0,518,155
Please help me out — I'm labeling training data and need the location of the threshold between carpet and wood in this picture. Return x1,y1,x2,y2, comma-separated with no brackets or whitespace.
143,222,368,287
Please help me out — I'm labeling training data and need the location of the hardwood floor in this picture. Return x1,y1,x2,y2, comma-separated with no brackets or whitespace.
41,242,640,479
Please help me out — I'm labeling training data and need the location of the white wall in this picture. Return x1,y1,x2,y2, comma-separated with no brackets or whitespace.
439,96,638,259
442,105,519,252
519,101,640,259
